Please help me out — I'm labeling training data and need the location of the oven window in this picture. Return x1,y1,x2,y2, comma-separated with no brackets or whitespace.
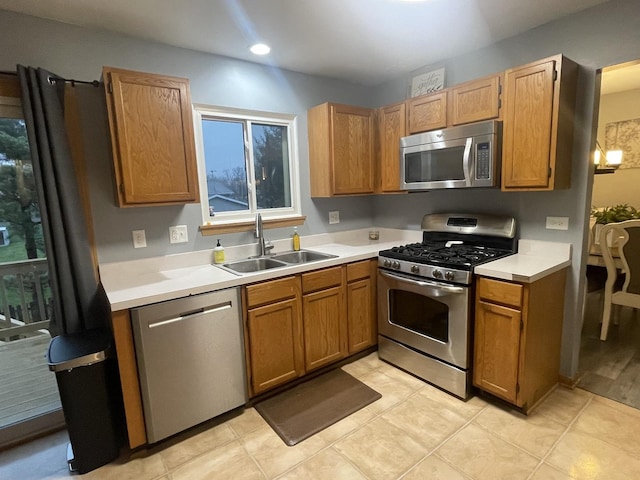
405,146,465,183
389,289,448,342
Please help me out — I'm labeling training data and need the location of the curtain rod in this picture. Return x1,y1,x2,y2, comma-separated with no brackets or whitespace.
47,75,100,88
0,70,100,88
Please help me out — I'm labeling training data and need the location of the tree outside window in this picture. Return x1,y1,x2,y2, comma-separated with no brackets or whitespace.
0,118,44,262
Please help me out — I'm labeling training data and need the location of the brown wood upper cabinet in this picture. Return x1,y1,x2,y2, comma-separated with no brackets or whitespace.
308,102,375,197
406,90,447,134
501,55,578,191
449,74,502,126
376,102,406,193
103,67,199,206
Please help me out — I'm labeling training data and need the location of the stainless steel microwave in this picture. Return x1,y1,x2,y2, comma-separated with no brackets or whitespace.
400,120,502,191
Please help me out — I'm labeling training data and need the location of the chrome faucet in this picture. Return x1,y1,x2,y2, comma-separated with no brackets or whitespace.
255,213,274,257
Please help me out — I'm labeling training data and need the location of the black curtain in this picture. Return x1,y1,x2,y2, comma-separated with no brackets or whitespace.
17,66,110,336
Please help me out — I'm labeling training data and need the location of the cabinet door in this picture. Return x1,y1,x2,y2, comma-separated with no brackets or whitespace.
103,67,199,206
473,300,521,403
450,75,501,126
308,102,375,197
377,102,406,193
331,104,375,195
347,277,376,353
247,298,304,395
303,286,347,371
407,91,447,134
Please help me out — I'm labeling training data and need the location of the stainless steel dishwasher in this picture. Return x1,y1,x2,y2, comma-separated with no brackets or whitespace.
131,287,246,443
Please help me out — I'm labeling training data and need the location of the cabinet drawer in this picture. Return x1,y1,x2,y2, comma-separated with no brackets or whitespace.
302,267,343,293
347,260,371,282
246,276,299,308
477,277,523,309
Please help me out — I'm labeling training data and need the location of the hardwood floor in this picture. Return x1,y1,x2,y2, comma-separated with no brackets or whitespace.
578,266,640,410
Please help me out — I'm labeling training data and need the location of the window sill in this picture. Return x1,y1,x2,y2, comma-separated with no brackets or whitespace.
200,215,306,235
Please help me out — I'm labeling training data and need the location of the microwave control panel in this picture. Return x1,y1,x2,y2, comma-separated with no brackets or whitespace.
475,142,491,179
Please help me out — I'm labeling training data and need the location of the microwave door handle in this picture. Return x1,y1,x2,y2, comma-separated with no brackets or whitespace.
462,137,473,187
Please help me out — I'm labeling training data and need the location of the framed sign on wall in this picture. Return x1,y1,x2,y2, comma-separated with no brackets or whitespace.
409,67,445,98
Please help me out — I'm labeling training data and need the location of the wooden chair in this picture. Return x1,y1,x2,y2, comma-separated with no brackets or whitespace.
599,219,640,340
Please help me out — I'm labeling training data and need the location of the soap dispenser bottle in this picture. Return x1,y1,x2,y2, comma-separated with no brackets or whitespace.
213,239,225,264
292,227,300,251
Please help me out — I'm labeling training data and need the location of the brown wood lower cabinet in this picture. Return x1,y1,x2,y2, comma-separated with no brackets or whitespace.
111,309,147,448
302,267,347,371
243,260,377,397
244,276,304,396
473,269,567,412
346,260,377,353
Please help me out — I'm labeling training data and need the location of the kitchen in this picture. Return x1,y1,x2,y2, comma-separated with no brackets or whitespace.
1,0,640,478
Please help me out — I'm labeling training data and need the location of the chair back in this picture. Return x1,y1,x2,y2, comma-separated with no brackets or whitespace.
599,219,640,295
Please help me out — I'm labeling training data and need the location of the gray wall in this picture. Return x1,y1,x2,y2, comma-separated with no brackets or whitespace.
0,0,638,380
0,10,378,264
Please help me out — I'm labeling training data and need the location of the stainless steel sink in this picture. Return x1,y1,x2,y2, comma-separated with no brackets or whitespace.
219,257,288,274
273,250,337,264
217,249,337,275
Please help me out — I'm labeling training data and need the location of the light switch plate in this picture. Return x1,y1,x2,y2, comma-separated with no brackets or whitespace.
329,211,340,224
132,230,146,248
546,216,569,230
169,225,188,243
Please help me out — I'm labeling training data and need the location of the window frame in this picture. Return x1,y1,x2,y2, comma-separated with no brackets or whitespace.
193,104,302,231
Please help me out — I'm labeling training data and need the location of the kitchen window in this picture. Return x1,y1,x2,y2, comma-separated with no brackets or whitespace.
193,105,302,233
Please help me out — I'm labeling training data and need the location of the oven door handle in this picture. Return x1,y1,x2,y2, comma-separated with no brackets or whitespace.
379,270,466,294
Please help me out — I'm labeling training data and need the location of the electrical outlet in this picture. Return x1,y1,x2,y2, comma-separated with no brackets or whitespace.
169,225,188,244
132,230,146,248
546,216,569,230
329,211,340,224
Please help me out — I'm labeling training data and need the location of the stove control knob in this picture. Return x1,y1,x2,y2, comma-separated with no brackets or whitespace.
445,271,455,281
383,259,391,268
432,269,443,279
411,265,420,274
392,261,401,270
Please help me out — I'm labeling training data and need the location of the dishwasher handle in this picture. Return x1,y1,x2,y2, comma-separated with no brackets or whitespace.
148,302,232,329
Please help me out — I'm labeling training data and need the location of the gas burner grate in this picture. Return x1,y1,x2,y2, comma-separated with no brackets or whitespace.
382,241,512,269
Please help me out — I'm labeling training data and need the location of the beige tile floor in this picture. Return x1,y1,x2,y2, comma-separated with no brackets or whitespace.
2,352,640,480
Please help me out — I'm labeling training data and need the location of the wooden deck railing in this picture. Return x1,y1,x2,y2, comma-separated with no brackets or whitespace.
0,258,52,340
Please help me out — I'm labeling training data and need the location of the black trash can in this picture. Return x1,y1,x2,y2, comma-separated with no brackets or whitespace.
47,328,124,474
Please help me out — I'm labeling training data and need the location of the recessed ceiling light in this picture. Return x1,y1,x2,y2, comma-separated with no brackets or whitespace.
250,43,271,55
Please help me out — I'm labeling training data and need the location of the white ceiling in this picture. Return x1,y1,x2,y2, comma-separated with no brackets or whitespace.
0,0,613,87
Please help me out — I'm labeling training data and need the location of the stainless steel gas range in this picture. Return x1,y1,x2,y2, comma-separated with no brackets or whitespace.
377,213,517,399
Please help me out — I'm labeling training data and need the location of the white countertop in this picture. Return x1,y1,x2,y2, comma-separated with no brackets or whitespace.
100,232,573,311
474,239,572,283
100,228,421,311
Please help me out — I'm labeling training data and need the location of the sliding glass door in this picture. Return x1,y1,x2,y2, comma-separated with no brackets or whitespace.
0,75,63,448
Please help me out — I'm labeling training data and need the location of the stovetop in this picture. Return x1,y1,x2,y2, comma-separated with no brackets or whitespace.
380,240,512,270
378,213,517,285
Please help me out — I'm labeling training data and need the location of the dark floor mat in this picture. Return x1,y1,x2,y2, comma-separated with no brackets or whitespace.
254,368,381,446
